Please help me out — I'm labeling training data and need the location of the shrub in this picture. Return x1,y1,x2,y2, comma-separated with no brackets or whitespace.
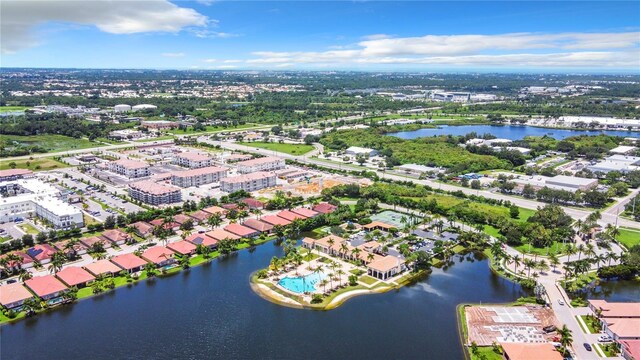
311,294,323,304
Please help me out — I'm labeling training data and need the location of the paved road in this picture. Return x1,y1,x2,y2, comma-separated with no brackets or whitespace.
208,139,640,230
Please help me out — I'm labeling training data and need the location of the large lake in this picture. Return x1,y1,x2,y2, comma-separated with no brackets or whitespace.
1,245,526,360
389,125,638,141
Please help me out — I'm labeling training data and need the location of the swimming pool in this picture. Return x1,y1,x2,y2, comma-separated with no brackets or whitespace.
278,272,326,294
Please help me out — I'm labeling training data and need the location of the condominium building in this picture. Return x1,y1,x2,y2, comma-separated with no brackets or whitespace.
108,159,151,178
220,172,276,192
172,152,214,169
33,197,84,229
128,180,182,205
0,169,34,182
236,156,285,174
171,166,228,188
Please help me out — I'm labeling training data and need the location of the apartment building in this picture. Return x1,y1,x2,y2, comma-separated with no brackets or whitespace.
128,180,182,205
172,152,214,169
220,172,276,193
236,156,285,174
108,159,151,178
171,166,228,188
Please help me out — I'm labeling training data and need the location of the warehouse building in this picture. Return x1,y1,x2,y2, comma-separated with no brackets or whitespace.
345,146,378,157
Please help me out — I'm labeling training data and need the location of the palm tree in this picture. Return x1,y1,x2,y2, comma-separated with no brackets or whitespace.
336,269,345,286
207,213,222,229
565,244,577,263
576,244,585,261
319,279,328,293
367,252,375,263
549,253,560,273
350,248,362,263
48,251,66,274
251,208,263,219
340,243,349,259
606,252,619,267
523,258,536,278
512,254,521,274
18,269,32,282
558,325,573,356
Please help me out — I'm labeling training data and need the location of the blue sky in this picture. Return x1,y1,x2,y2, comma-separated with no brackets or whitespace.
1,1,639,72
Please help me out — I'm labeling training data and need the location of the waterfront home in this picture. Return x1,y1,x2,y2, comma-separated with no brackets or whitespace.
167,240,197,256
142,246,176,267
363,221,396,232
205,229,240,242
111,253,147,273
80,236,111,249
84,259,122,277
312,202,337,214
224,223,259,238
202,205,227,218
25,275,69,300
589,299,640,341
0,283,34,309
131,221,154,238
620,340,640,360
26,244,57,264
366,256,406,280
277,210,307,222
55,267,96,288
0,251,34,271
260,215,291,226
243,218,273,233
188,210,210,224
500,343,562,360
101,229,132,246
292,207,319,219
185,233,218,249
149,218,179,231
54,239,88,256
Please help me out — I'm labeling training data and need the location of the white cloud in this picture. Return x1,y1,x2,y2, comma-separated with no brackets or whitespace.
196,0,216,6
247,32,640,69
162,52,185,57
1,0,208,54
192,30,240,39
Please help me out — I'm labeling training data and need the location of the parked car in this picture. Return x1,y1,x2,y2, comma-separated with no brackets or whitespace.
543,325,557,333
583,343,592,351
598,335,613,343
557,299,565,306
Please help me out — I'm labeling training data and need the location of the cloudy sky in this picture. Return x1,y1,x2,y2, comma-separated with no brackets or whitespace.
1,1,639,72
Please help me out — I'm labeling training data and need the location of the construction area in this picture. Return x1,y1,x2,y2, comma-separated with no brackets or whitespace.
464,305,559,346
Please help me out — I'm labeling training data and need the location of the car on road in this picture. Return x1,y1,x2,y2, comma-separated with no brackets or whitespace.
598,335,613,343
583,343,592,351
557,299,565,306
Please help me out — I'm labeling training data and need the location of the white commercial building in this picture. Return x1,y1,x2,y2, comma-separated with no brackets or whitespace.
345,146,379,157
396,164,440,176
509,174,598,193
220,172,277,193
236,156,285,174
610,146,637,155
108,159,151,178
131,104,158,112
171,166,228,188
0,179,83,229
114,104,131,113
172,152,214,169
128,180,182,205
588,155,640,174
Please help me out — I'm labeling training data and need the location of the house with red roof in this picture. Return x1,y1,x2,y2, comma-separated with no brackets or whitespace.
243,218,273,233
167,240,197,256
54,239,88,257
0,283,34,309
102,229,132,246
25,275,69,300
111,253,147,273
188,210,210,224
0,251,35,271
131,221,154,238
202,206,226,217
241,198,264,209
224,223,259,238
26,244,58,264
277,210,306,222
292,207,319,218
173,214,193,226
313,202,337,214
84,259,123,277
205,229,240,242
150,218,179,231
55,267,96,288
185,233,218,249
80,236,111,249
141,246,176,267
260,215,291,226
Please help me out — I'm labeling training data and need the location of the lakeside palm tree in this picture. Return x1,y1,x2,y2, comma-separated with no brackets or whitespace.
576,244,585,261
336,269,345,287
606,252,619,267
512,254,521,274
319,279,328,293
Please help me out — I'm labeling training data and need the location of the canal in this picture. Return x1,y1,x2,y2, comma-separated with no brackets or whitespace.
1,245,526,360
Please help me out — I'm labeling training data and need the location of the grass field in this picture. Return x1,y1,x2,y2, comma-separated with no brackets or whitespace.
0,157,69,171
166,123,259,135
239,141,315,155
134,135,175,142
18,223,39,235
618,228,640,249
2,134,102,153
0,106,29,112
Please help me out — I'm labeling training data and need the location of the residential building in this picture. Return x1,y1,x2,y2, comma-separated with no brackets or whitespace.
142,246,176,267
84,259,122,277
236,156,285,174
101,229,132,245
25,275,68,300
185,233,218,249
26,244,57,264
367,256,406,280
260,215,291,227
111,253,147,273
313,202,337,214
172,152,214,169
0,283,34,309
291,207,319,218
167,240,197,256
108,159,151,178
55,267,95,288
205,229,240,242
220,172,277,193
620,340,640,360
242,218,273,233
277,210,306,221
128,180,182,205
130,221,154,238
500,343,563,360
0,169,33,182
80,236,111,249
224,223,259,238
54,239,88,256
171,166,228,188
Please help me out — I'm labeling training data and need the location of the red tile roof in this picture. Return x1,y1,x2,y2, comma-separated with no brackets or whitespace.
277,210,306,221
26,244,57,262
84,259,122,276
54,239,89,254
202,206,227,215
500,343,562,360
167,240,197,255
242,218,273,232
205,229,240,241
111,253,147,271
292,207,319,218
0,283,33,307
25,275,68,298
185,233,218,248
241,198,264,209
260,215,291,226
189,210,210,222
141,246,175,264
224,223,258,237
173,214,192,225
0,252,34,268
0,168,33,178
312,202,337,214
55,267,96,287
131,221,154,235
101,229,131,244
80,236,111,249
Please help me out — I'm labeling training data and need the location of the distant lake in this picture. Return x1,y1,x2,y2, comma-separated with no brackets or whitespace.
388,125,638,141
1,246,526,360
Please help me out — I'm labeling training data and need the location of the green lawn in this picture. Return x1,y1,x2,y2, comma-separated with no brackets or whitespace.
359,275,378,285
617,228,640,248
166,123,259,135
0,157,69,171
471,347,503,360
1,134,103,153
579,315,601,334
0,106,29,112
18,223,39,235
239,141,314,155
513,241,566,256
